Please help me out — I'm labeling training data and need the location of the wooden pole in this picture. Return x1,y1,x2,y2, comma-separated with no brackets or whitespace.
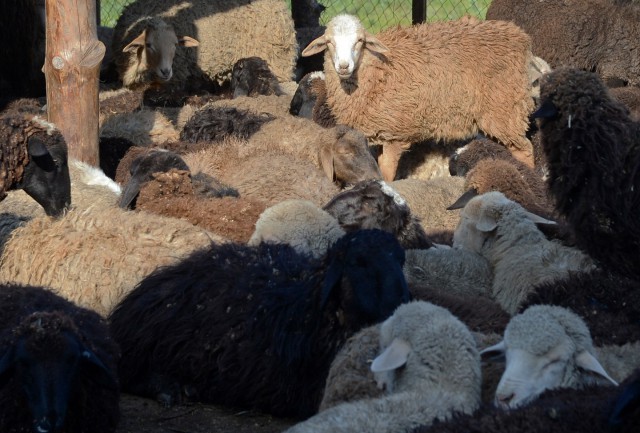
412,0,427,24
44,0,105,166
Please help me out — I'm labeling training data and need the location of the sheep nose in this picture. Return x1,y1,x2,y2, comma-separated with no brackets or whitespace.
496,392,515,408
159,68,171,79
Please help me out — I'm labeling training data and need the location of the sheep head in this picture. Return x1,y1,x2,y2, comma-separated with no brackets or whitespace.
123,17,199,85
481,305,618,410
301,14,388,80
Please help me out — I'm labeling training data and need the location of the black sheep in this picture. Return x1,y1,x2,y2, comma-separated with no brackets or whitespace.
0,283,120,433
180,106,275,143
230,57,282,98
533,68,640,279
322,180,433,250
108,229,409,419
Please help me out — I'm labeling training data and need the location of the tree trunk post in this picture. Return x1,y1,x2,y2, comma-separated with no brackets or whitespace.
44,0,105,166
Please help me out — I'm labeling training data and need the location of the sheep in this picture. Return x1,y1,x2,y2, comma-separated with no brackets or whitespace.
453,191,596,314
112,0,297,90
181,139,341,208
322,179,434,250
0,206,224,317
248,199,346,259
100,108,179,146
181,108,383,187
0,113,71,217
390,176,465,244
179,106,275,143
108,229,409,417
230,57,284,98
533,68,640,280
289,71,337,128
486,0,640,87
210,94,296,119
283,301,481,433
0,283,119,433
609,368,640,433
480,305,620,410
302,14,535,181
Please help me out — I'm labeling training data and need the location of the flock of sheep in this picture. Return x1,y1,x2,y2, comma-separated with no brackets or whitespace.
1,0,640,432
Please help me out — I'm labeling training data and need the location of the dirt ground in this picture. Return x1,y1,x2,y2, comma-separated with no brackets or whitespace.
117,394,297,433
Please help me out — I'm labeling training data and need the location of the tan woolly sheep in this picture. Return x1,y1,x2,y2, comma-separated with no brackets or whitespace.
302,14,535,181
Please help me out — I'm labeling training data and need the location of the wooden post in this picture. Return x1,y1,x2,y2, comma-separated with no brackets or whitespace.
44,0,105,166
412,0,427,24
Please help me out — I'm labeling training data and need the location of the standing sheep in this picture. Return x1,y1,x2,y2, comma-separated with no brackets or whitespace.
0,113,71,217
0,283,119,433
108,229,410,418
112,0,297,89
302,14,535,181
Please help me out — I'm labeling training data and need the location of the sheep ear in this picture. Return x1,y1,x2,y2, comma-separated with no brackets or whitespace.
123,31,146,53
371,338,411,372
118,178,142,209
27,136,51,158
447,188,478,210
179,35,199,48
302,35,328,57
80,349,119,391
533,99,558,119
476,212,498,232
319,146,335,181
364,33,389,54
480,341,506,362
576,350,618,386
524,210,556,225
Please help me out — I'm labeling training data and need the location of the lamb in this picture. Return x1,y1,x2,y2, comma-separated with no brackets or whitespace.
0,206,223,317
0,112,71,217
302,14,535,181
108,229,409,418
0,283,119,433
480,305,620,410
230,57,284,98
248,199,346,259
283,301,481,433
322,179,433,249
486,0,640,86
112,0,297,89
181,108,383,187
453,191,596,314
533,68,640,279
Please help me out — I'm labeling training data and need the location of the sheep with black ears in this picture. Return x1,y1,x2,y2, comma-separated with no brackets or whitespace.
283,301,481,433
0,283,119,433
230,57,284,99
322,179,433,249
486,0,640,86
289,71,337,128
453,191,596,314
302,14,535,181
108,229,409,418
0,113,71,217
112,0,297,90
533,68,640,280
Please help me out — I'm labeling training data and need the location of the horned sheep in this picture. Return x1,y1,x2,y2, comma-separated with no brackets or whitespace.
108,229,409,418
302,14,535,181
112,0,297,89
0,283,119,433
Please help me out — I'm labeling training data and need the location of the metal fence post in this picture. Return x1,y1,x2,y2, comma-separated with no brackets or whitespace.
412,0,427,24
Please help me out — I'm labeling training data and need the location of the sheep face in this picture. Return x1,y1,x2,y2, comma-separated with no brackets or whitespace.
481,306,617,410
0,313,116,433
122,19,199,85
301,14,388,80
17,128,71,218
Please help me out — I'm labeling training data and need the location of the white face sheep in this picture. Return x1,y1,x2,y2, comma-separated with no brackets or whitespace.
118,17,199,88
482,305,618,410
302,14,535,182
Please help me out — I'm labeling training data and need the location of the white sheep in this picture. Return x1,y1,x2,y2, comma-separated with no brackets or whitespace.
453,191,596,314
284,300,481,433
112,0,297,89
302,14,535,181
248,199,345,259
481,305,622,409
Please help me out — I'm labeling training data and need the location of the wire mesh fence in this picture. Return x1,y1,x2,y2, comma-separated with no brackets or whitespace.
100,0,492,31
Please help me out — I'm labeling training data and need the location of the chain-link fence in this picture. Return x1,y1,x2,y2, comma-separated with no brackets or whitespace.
100,0,492,31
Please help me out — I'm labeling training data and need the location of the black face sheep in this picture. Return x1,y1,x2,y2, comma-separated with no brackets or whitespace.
0,113,71,217
0,283,119,433
533,68,640,280
289,71,337,128
108,229,410,418
322,180,434,249
230,57,283,98
302,14,535,181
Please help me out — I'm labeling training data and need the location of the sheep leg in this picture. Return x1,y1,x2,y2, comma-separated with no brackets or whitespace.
378,142,405,182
